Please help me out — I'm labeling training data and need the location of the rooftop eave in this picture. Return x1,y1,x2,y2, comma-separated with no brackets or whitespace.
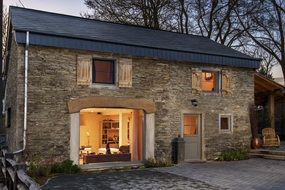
14,30,261,69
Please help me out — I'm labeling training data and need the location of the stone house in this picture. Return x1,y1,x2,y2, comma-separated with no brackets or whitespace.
3,7,260,165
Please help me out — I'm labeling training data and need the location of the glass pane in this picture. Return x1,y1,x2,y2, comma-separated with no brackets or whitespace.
93,60,114,83
184,115,198,135
221,117,229,130
201,71,217,92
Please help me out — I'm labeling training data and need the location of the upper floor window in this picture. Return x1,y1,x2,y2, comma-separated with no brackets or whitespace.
92,59,115,84
77,55,131,88
201,70,219,92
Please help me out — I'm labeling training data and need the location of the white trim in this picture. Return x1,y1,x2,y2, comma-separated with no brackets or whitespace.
145,113,155,159
70,113,80,165
219,114,233,134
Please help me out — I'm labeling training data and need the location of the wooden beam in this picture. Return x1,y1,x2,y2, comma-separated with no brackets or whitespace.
268,95,275,129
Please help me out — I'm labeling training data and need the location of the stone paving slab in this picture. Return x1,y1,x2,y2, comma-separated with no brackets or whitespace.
42,169,224,190
157,158,285,190
42,158,285,190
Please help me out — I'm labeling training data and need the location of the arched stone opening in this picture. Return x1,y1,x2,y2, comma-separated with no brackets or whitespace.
68,96,155,165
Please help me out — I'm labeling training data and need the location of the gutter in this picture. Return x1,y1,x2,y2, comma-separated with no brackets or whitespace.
14,31,29,154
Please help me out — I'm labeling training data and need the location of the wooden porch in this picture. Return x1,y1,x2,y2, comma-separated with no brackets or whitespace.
250,141,285,160
254,73,285,140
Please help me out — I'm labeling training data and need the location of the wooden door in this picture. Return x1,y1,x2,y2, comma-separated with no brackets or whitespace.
183,114,201,161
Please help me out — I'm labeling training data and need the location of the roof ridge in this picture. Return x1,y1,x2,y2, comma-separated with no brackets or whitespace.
9,6,206,39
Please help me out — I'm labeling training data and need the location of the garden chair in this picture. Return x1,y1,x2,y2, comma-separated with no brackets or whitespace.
262,128,280,147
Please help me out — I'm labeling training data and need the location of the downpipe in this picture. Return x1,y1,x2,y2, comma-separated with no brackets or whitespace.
13,31,29,154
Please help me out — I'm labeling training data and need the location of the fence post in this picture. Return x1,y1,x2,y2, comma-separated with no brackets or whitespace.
5,153,14,189
14,164,26,190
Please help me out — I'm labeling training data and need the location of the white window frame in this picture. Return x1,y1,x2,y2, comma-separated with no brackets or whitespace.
219,114,233,133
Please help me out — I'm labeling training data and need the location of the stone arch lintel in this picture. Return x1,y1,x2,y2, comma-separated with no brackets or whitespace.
67,96,156,114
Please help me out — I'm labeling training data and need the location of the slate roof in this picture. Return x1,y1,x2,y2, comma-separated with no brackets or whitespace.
9,6,260,68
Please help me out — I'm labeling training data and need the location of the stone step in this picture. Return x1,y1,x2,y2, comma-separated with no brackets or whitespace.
249,153,285,160
250,149,285,156
81,161,143,172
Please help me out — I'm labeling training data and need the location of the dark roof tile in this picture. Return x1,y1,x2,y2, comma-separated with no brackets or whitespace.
9,6,260,68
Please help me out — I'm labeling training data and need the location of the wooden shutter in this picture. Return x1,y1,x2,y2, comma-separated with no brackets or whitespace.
118,58,132,88
77,55,91,85
221,70,231,95
192,69,202,93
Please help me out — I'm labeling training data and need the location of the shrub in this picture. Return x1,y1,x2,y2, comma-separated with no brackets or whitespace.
28,159,81,184
50,160,81,174
144,158,172,168
28,162,51,178
217,149,249,161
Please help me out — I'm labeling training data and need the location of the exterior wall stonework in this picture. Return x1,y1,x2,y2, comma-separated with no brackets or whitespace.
7,43,254,162
5,37,25,153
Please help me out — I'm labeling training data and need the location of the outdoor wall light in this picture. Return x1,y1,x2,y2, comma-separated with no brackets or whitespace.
191,99,198,107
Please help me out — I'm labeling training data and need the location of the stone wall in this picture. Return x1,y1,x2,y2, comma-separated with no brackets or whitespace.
5,36,25,152
7,43,255,162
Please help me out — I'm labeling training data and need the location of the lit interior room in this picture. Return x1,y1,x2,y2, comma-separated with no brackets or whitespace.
79,108,144,164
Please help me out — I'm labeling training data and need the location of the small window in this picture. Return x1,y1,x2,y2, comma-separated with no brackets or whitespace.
219,114,232,133
5,108,11,128
92,59,115,84
201,71,219,92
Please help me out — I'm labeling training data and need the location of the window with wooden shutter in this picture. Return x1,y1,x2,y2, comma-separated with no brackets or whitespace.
77,55,91,85
92,59,115,84
221,70,231,95
192,69,202,93
118,58,132,88
201,70,219,92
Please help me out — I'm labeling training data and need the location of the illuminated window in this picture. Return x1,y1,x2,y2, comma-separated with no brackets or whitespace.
201,71,219,92
183,114,198,136
92,59,115,84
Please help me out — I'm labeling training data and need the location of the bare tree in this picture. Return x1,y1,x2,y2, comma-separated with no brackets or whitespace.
236,0,285,83
244,45,276,78
82,0,282,78
83,0,172,29
187,0,248,48
83,0,249,47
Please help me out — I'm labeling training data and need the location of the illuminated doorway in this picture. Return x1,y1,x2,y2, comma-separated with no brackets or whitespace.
79,108,144,164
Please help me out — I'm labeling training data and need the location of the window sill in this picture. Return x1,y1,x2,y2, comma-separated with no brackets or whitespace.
219,130,233,134
201,91,220,96
90,83,118,89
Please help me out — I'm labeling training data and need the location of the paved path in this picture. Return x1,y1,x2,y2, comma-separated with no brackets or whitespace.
42,170,222,190
42,159,285,190
158,158,285,190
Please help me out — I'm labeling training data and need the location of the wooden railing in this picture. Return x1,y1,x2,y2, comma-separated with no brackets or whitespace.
0,147,41,190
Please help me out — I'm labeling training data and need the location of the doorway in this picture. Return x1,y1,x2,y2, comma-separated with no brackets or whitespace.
79,108,144,165
182,113,202,161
